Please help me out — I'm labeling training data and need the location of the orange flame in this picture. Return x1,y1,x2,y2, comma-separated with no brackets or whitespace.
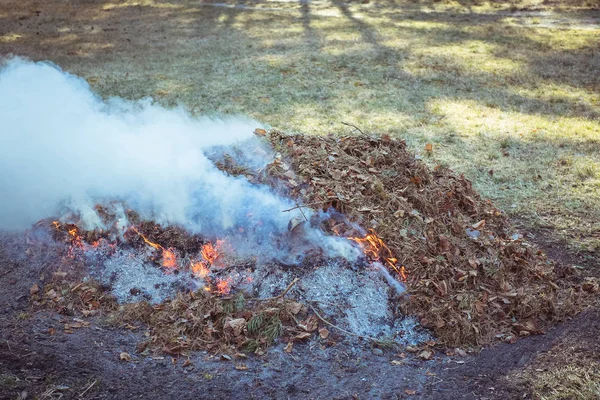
162,248,177,269
131,227,177,269
201,242,219,264
349,229,407,282
191,261,210,278
215,278,231,295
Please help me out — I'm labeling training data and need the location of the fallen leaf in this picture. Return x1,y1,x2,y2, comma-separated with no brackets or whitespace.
254,128,267,136
391,360,404,366
29,284,39,295
303,315,318,332
405,389,417,395
410,176,422,185
182,359,192,368
472,220,486,230
53,271,67,280
294,332,312,340
425,143,433,152
318,328,329,339
48,327,55,335
284,341,294,353
418,350,433,360
405,345,419,353
119,352,132,362
223,317,246,337
286,302,303,315
235,363,248,371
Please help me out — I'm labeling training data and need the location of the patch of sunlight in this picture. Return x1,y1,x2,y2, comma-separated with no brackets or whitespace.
388,20,451,31
312,8,342,18
0,33,23,43
522,27,600,51
82,42,114,51
102,0,181,10
418,41,525,74
41,34,79,46
430,98,600,143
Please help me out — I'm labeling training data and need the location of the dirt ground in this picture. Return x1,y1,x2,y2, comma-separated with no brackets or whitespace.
0,233,598,400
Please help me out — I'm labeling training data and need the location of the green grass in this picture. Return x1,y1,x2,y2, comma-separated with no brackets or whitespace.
0,0,599,255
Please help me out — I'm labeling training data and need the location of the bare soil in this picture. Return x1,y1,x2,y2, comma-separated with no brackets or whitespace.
0,233,598,400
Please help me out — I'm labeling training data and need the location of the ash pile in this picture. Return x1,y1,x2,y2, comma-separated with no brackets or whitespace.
36,196,425,346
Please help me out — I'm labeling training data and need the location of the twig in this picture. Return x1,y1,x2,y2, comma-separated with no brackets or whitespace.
308,304,380,344
341,121,365,135
79,380,97,398
281,201,326,213
277,277,300,299
296,202,308,222
254,278,300,302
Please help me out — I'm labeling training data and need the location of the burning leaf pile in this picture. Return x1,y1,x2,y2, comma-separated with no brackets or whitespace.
22,126,592,353
261,131,590,346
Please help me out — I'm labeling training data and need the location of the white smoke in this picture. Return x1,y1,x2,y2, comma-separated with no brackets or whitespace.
0,58,360,262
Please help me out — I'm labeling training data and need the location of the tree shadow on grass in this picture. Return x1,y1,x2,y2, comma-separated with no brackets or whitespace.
329,1,599,122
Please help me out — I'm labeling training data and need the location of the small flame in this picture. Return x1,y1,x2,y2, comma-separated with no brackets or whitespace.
131,227,177,269
349,229,407,282
200,242,219,264
162,248,177,269
215,278,231,295
191,261,210,278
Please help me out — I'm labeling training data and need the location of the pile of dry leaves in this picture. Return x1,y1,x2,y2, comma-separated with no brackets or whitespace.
263,130,592,346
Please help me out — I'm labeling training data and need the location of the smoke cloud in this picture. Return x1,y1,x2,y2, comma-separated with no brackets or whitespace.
0,58,359,262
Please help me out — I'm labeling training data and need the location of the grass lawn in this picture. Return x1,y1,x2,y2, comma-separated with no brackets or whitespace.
1,0,598,254
1,1,599,397
2,1,598,256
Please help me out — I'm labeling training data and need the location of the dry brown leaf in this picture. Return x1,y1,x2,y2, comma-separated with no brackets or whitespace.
318,327,329,339
235,363,248,371
29,284,39,295
418,350,433,360
119,352,132,362
300,315,319,332
223,317,246,337
294,332,312,341
472,220,486,230
425,143,433,152
284,342,294,353
254,128,267,136
286,301,303,315
405,389,417,396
